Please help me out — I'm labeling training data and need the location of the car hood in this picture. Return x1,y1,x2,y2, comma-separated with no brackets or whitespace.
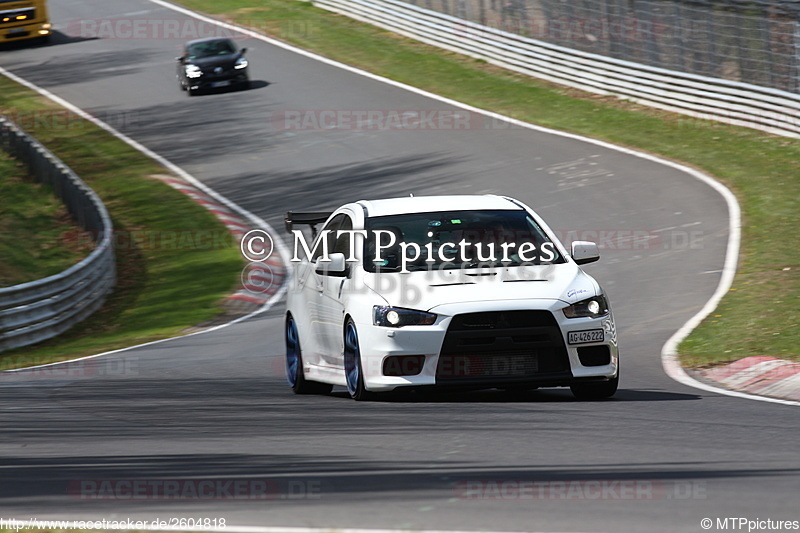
362,263,600,312
188,54,240,69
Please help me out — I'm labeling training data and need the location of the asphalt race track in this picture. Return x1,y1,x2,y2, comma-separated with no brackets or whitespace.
0,1,797,531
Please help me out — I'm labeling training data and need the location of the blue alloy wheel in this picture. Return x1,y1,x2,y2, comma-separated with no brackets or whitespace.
344,319,372,401
285,315,332,395
285,317,300,387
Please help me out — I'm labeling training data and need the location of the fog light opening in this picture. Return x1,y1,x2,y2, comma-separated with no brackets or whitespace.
383,355,425,376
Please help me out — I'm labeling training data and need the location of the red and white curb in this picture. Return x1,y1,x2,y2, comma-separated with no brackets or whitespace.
155,174,286,313
694,356,800,402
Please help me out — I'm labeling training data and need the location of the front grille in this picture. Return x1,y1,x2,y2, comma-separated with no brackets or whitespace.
436,310,571,384
205,66,235,79
0,8,36,26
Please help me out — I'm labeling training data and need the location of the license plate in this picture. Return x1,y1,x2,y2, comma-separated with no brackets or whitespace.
8,28,27,35
568,329,604,344
211,80,231,88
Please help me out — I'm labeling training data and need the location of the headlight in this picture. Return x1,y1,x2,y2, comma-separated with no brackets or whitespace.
234,57,248,70
185,64,203,78
373,306,437,327
563,295,609,319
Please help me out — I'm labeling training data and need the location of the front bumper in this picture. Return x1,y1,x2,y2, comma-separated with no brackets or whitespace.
354,299,618,392
186,69,248,91
1,23,50,42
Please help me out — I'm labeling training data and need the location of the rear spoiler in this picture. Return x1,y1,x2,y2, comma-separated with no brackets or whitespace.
285,211,332,237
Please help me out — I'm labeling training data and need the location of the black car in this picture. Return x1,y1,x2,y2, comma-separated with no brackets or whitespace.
176,37,249,96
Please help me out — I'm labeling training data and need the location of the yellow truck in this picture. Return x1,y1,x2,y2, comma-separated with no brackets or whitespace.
0,0,51,44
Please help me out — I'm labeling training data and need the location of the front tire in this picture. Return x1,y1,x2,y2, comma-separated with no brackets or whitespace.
344,319,372,401
570,373,619,400
286,316,332,395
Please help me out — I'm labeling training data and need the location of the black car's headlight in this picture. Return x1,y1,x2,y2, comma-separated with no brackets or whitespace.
235,57,249,70
563,295,609,319
185,64,203,78
373,306,437,327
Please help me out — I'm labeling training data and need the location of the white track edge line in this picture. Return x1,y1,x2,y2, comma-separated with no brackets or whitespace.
145,0,796,406
0,64,290,373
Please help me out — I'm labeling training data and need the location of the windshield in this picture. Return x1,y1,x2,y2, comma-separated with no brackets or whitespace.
186,39,236,60
364,209,565,272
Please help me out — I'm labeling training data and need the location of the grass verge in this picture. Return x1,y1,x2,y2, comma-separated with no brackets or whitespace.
176,0,800,366
0,152,90,286
0,76,243,370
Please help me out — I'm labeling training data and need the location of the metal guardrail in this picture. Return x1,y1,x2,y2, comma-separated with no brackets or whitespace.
0,116,116,352
397,0,800,95
313,0,800,137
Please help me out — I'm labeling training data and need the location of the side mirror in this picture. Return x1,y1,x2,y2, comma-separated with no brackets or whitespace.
571,241,600,265
176,56,185,63
240,47,247,55
315,253,347,276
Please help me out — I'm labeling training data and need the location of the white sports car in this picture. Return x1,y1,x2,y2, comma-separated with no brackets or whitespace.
284,195,619,400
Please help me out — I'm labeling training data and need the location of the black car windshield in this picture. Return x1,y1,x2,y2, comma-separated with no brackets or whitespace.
186,39,236,59
363,209,565,272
